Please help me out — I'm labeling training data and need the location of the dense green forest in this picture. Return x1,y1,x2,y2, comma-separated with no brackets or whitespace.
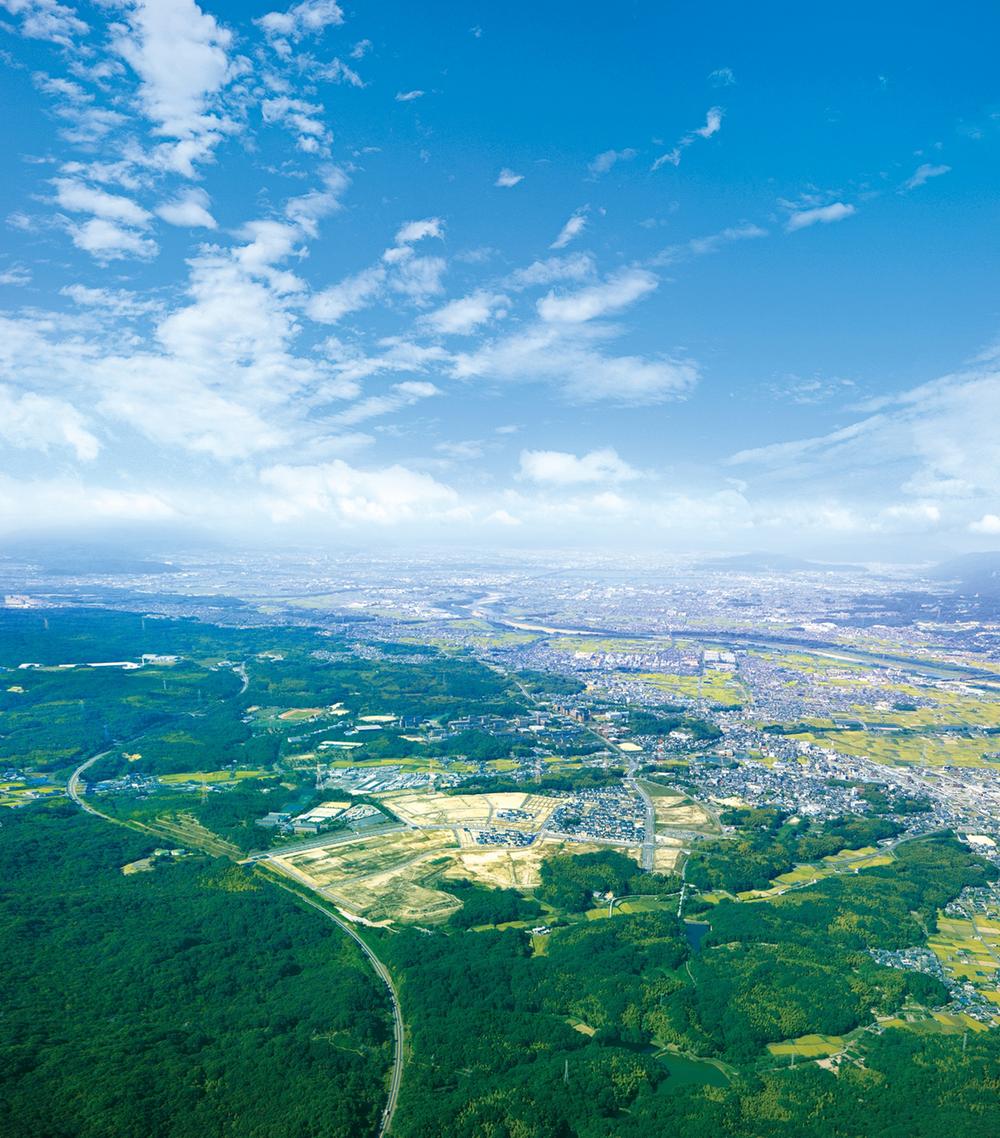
376,834,999,1137
0,806,392,1138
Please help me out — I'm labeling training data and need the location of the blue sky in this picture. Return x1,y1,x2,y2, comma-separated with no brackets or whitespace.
1,0,999,557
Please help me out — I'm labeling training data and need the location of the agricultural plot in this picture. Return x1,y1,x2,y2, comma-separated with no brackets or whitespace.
927,914,1000,1010
638,670,747,708
738,845,895,900
792,728,1000,768
767,1034,845,1058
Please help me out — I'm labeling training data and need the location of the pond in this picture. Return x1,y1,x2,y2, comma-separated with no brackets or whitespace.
683,920,710,952
660,1051,730,1087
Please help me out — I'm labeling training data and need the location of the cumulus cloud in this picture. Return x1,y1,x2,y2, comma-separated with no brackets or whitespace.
394,217,444,245
970,514,1000,535
903,162,951,191
785,202,856,232
0,0,87,46
537,268,657,323
495,168,524,187
0,384,100,460
308,266,386,323
258,0,343,56
550,210,588,249
53,178,151,228
112,0,235,175
261,96,330,152
155,186,217,228
422,291,508,334
519,447,639,485
260,458,458,523
588,148,636,177
505,253,595,291
708,67,736,86
68,218,158,262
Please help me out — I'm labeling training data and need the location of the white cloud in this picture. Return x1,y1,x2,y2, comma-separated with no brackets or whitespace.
69,218,158,261
319,58,364,86
308,266,386,323
389,255,446,304
61,284,160,317
0,265,31,286
350,38,371,60
423,290,508,334
904,162,951,191
695,107,723,138
652,222,767,265
708,67,736,86
785,202,856,232
260,458,458,524
258,0,343,51
261,96,330,152
453,319,697,405
395,89,425,102
550,210,588,249
0,384,99,460
505,252,595,290
155,187,217,228
652,107,724,170
112,0,235,175
53,179,151,228
0,477,176,530
394,217,444,245
0,0,87,46
537,268,657,324
495,168,524,187
519,447,639,485
970,514,1000,535
588,148,636,176
333,380,439,426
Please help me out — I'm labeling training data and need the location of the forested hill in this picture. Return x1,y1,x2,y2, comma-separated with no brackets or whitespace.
0,806,392,1138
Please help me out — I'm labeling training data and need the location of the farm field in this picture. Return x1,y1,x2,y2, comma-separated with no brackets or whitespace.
737,845,895,900
791,727,1000,767
638,670,747,707
767,1033,846,1058
927,913,1000,1012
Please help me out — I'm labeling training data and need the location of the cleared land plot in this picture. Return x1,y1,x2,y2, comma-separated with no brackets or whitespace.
158,769,270,784
275,829,620,924
382,789,568,830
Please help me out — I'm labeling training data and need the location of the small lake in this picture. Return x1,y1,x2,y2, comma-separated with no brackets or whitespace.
683,920,710,953
660,1051,729,1087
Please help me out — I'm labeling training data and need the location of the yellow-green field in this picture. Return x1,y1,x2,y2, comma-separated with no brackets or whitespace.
738,845,894,900
792,728,1000,768
638,671,747,707
767,1034,845,1058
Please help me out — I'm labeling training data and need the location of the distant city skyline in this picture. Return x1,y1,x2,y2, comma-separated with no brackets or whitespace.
1,0,998,557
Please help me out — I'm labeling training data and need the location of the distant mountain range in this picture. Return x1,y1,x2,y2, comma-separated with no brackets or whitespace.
698,551,861,574
929,552,1000,595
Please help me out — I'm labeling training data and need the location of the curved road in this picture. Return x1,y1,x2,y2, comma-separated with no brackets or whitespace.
266,869,405,1138
68,744,405,1137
